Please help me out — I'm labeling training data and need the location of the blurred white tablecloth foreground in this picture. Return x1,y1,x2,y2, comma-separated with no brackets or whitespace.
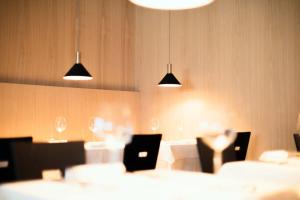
1,168,299,200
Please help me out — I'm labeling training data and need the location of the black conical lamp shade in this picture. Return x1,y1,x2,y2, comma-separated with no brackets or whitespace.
64,63,92,80
158,64,181,87
63,51,93,80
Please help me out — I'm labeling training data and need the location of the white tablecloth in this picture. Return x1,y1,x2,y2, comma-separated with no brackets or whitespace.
0,169,299,200
84,142,124,163
218,161,300,186
85,139,200,171
157,139,200,171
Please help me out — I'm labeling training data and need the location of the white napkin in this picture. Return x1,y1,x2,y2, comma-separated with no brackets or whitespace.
65,163,126,184
259,150,289,164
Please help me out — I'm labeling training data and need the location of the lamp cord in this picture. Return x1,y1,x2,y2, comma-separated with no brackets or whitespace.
168,10,171,65
168,10,172,73
75,0,80,63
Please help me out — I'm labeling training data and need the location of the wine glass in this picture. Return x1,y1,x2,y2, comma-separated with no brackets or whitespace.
150,118,160,133
199,122,236,173
89,118,133,163
54,117,67,141
114,125,133,146
105,124,132,163
89,117,105,141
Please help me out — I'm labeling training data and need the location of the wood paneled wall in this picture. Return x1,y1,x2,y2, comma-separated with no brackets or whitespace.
134,0,300,158
0,0,136,90
1,0,300,158
0,82,139,141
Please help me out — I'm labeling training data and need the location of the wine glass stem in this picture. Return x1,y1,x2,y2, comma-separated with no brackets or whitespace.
108,148,121,163
57,131,60,140
213,151,222,173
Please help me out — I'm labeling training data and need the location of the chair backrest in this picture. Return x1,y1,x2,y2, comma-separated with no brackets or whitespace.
293,133,300,151
232,131,251,161
10,141,85,181
0,137,33,183
196,138,214,173
123,134,162,172
196,132,251,173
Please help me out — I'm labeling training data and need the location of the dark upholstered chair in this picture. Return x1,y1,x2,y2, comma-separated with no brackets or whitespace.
123,134,162,172
196,132,251,173
0,137,33,183
10,141,85,181
293,133,300,151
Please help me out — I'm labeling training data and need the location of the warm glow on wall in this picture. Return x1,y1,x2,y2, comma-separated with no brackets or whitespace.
145,88,253,142
156,94,231,139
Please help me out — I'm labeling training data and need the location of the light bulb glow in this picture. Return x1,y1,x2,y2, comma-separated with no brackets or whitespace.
158,84,182,88
63,76,93,80
129,0,214,10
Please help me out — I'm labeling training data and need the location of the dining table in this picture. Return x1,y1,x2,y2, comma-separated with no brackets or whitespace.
0,162,299,200
84,139,200,171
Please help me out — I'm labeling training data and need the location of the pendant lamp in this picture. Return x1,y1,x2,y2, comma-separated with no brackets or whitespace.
129,0,214,10
63,0,93,81
158,11,181,88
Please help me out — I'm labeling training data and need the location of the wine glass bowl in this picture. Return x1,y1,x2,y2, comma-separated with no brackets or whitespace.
199,122,236,173
55,117,67,133
88,117,132,146
150,118,160,133
201,129,236,153
54,117,67,141
114,125,133,146
89,117,106,140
